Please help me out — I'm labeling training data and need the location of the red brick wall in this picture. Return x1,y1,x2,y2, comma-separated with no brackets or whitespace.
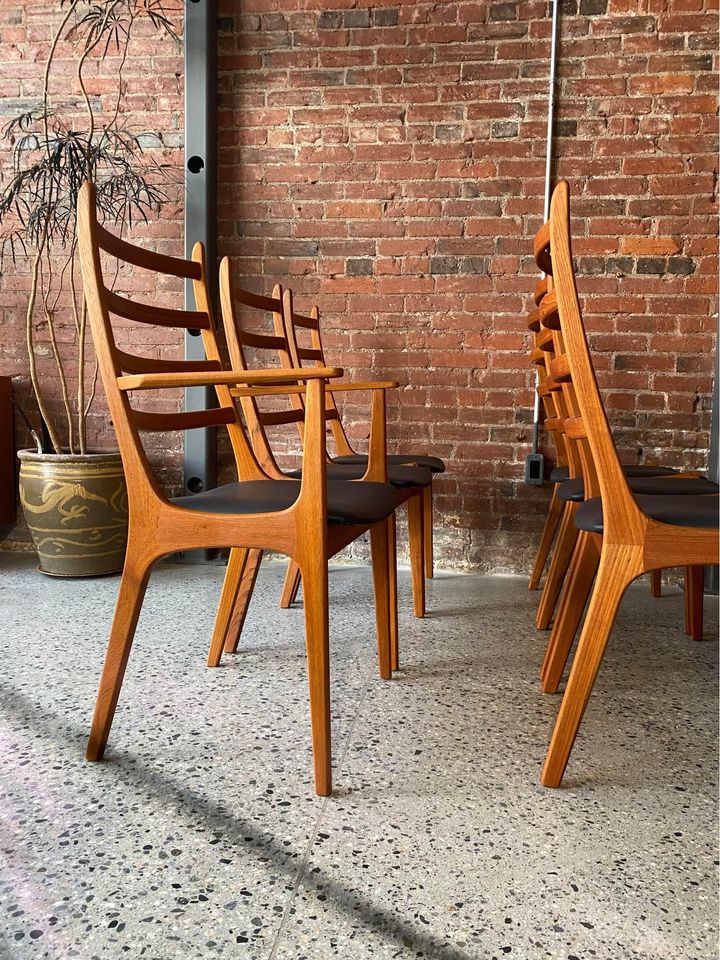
217,0,718,571
1,1,717,573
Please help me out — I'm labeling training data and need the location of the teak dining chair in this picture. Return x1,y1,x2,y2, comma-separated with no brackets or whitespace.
528,218,715,695
216,258,433,669
539,181,719,787
77,181,401,796
281,293,446,588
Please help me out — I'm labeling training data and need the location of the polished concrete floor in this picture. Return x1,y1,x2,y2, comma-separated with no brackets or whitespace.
0,552,717,960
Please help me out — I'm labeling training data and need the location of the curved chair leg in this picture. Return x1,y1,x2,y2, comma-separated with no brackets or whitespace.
529,486,563,591
650,568,662,598
535,501,578,630
208,547,249,667
685,565,704,641
370,521,392,680
388,513,399,671
423,484,434,580
541,531,600,693
280,559,302,608
541,547,638,787
298,549,332,797
86,546,154,761
223,548,263,654
407,492,426,618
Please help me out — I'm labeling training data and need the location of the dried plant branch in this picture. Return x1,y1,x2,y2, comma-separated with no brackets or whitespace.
0,0,182,453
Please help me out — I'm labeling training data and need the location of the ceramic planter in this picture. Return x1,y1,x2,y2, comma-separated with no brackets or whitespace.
17,449,128,577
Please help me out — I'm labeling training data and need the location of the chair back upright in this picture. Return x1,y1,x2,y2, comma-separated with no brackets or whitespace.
282,292,356,459
546,181,644,542
76,180,265,514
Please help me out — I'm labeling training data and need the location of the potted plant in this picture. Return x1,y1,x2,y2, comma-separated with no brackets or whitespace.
0,0,179,576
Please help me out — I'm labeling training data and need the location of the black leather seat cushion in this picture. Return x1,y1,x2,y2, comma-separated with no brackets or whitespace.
558,475,718,503
334,453,445,474
172,478,399,526
577,494,719,534
286,461,432,489
551,463,677,485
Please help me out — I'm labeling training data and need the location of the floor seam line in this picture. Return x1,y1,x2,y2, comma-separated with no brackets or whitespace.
266,662,370,960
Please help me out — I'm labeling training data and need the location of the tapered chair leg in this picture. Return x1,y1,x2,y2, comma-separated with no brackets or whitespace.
529,486,563,591
423,484,434,580
298,549,332,797
407,492,426,618
370,521,392,680
224,548,263,654
541,531,600,693
86,548,154,761
208,547,249,667
535,502,579,630
650,568,662,598
388,513,399,671
684,565,704,641
280,559,302,608
541,547,638,787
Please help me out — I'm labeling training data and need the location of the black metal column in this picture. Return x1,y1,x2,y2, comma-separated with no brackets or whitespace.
183,0,217,560
706,337,719,593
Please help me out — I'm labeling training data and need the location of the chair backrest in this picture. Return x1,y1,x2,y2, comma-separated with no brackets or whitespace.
545,180,643,539
76,180,266,509
281,292,356,458
218,256,308,478
528,276,590,484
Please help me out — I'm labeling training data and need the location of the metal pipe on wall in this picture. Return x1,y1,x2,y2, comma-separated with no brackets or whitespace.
526,0,560,483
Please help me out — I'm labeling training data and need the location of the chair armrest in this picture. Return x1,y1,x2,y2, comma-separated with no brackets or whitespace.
327,380,399,394
117,367,343,391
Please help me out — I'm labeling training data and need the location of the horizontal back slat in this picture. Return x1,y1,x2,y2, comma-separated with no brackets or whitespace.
106,289,210,329
564,416,588,440
537,381,555,398
238,330,288,352
293,313,320,330
258,408,305,427
527,309,541,332
297,347,324,362
534,277,549,305
530,347,546,366
96,222,201,280
115,350,222,375
544,417,564,433
549,354,571,383
233,287,282,313
133,407,237,432
539,292,560,330
536,327,555,352
533,222,552,273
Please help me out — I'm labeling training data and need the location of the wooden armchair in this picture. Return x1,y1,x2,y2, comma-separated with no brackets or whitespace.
216,258,435,670
77,181,402,796
538,181,719,787
281,292,445,592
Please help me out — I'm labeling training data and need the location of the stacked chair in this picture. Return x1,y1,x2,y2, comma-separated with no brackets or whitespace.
76,181,445,797
529,181,719,786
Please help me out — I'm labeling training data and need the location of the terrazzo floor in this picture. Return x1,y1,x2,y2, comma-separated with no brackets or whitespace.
0,552,717,960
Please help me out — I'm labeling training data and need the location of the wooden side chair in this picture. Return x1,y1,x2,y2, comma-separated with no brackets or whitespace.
529,223,715,695
77,180,402,796
217,259,433,670
538,180,719,787
281,294,446,590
